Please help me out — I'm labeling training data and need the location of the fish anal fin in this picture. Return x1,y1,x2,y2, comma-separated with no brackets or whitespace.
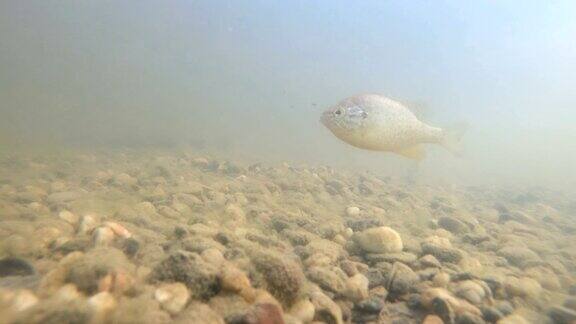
395,145,426,160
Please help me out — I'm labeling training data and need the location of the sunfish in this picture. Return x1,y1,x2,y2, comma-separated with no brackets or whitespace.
320,94,465,160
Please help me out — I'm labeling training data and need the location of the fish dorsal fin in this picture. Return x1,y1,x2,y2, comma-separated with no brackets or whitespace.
400,100,429,120
395,145,426,160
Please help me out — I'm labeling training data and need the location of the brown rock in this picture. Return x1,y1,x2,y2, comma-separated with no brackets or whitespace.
236,303,285,324
423,314,444,324
174,302,225,324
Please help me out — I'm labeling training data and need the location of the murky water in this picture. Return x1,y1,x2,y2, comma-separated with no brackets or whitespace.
1,2,575,324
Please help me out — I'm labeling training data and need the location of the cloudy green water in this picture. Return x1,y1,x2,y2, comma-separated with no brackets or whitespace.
1,1,576,189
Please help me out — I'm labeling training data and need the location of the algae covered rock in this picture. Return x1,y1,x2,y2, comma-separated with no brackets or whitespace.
504,276,542,300
344,273,369,302
547,305,576,324
386,262,419,298
250,250,305,307
109,293,171,324
65,248,134,295
174,302,225,324
454,280,488,305
12,299,91,324
306,266,347,295
310,290,344,324
149,250,220,300
497,246,540,269
289,298,316,323
421,241,464,264
438,216,470,234
353,226,403,254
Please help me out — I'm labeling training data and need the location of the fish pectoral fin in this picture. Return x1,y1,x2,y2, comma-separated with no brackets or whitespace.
395,145,426,160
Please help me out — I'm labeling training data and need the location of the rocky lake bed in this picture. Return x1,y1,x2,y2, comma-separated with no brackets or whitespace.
0,150,575,324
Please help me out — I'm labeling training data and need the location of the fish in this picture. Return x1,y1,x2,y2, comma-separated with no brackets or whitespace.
320,94,465,160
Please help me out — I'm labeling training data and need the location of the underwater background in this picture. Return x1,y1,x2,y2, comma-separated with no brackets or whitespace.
0,1,575,324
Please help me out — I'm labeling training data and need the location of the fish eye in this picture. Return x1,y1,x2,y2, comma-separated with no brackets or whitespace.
335,109,342,116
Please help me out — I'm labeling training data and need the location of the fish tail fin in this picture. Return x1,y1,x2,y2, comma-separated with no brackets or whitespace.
439,122,468,156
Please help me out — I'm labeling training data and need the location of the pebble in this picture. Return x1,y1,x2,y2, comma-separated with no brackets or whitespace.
564,297,576,311
114,173,137,187
47,191,82,204
104,222,132,239
88,291,117,323
548,305,576,324
173,226,188,239
237,303,284,324
438,216,469,234
458,257,483,274
423,315,444,324
494,301,514,316
421,288,482,317
0,152,573,324
421,241,464,263
189,223,219,237
93,226,115,247
150,250,220,300
58,210,79,225
454,280,486,305
11,289,38,311
0,257,36,277
202,248,226,267
310,291,343,324
289,298,316,323
425,235,453,248
34,227,62,248
356,296,385,314
136,201,157,215
344,273,369,302
27,202,44,212
109,292,171,323
419,254,442,268
345,206,360,217
569,284,576,296
342,227,354,239
65,249,134,295
251,250,305,306
497,314,529,324
366,252,417,264
54,283,81,301
78,214,99,234
456,312,485,324
387,262,419,298
333,234,347,246
504,276,542,299
432,272,451,288
224,204,246,227
339,261,359,277
97,270,134,295
497,246,540,269
481,306,504,322
307,266,347,295
155,282,190,314
122,238,140,257
175,302,224,324
306,239,346,264
525,266,561,291
220,264,252,296
354,226,403,254
2,235,31,256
